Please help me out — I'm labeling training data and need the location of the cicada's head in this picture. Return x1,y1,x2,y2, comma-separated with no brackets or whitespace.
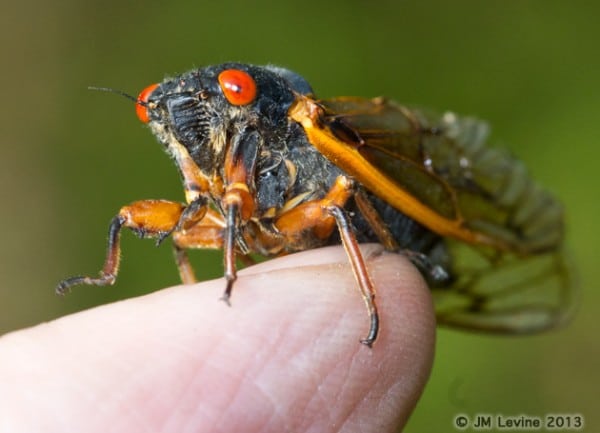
135,63,313,175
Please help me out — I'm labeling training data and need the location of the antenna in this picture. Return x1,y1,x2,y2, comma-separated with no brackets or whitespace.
87,86,143,105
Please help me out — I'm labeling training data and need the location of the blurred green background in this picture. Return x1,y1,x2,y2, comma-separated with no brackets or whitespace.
2,1,598,431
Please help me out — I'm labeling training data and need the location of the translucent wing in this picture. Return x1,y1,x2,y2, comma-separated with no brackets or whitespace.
290,96,575,333
318,97,563,255
433,243,575,333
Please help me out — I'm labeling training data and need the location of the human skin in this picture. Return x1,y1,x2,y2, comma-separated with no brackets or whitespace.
0,245,435,433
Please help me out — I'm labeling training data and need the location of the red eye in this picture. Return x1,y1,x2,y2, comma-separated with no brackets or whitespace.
218,69,257,106
136,83,159,123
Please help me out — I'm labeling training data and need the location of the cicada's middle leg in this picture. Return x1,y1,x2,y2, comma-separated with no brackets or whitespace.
274,175,380,347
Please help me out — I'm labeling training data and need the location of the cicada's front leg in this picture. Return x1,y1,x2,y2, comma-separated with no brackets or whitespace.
56,198,208,294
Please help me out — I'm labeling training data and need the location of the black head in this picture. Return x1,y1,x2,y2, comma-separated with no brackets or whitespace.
135,63,313,173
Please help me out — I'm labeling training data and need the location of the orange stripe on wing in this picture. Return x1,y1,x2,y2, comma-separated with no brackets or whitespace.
289,96,505,251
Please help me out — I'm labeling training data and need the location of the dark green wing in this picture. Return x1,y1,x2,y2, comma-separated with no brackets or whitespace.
318,97,575,333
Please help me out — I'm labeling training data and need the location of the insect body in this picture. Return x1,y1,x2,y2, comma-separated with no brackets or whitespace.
57,63,573,346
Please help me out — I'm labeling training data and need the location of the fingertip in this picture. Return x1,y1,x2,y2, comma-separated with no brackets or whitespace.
228,246,436,432
0,246,435,433
363,250,436,428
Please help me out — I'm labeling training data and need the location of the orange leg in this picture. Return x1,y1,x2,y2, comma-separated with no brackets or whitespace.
56,214,127,294
275,176,380,346
56,199,215,294
171,207,227,284
274,176,353,242
354,189,399,251
173,244,197,285
327,206,379,347
219,131,260,302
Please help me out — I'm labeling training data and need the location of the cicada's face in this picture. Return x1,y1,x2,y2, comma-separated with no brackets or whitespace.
134,63,312,176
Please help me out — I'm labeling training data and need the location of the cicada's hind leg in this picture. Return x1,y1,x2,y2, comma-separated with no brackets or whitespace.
354,189,399,252
56,199,186,294
355,188,450,285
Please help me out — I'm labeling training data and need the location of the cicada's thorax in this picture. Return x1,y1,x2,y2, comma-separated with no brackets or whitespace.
243,118,349,255
225,111,448,269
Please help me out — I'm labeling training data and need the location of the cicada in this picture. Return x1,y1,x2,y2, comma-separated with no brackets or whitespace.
57,63,573,346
